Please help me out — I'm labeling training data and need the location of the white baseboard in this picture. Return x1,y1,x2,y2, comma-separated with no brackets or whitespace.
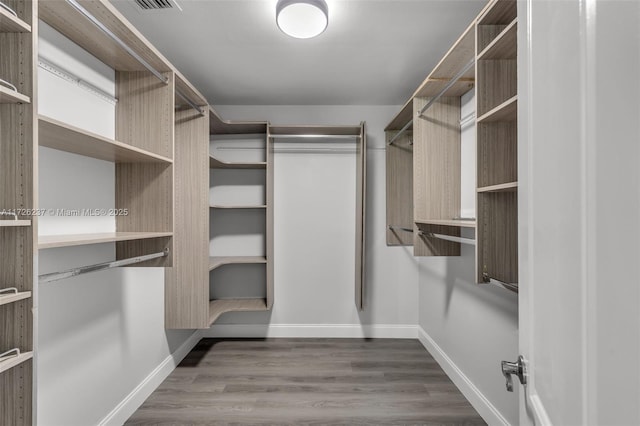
417,326,510,426
98,330,202,426
202,323,418,339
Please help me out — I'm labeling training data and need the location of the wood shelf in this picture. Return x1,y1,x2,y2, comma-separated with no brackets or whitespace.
0,6,31,33
0,84,30,104
210,205,267,209
0,291,31,307
477,95,518,123
39,116,173,163
269,125,361,137
38,232,173,250
478,182,518,193
208,298,268,326
0,220,31,227
209,256,267,271
209,156,266,169
477,19,517,60
415,219,476,228
0,351,33,375
479,0,517,26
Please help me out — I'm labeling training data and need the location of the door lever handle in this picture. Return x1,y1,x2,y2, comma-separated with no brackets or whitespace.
501,355,527,392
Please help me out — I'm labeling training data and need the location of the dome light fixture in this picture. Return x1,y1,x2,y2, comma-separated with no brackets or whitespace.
276,0,329,39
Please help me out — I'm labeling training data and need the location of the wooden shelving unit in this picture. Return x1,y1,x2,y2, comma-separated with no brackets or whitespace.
208,298,268,326
476,0,519,288
39,116,173,163
1,0,36,423
38,232,173,250
0,84,30,104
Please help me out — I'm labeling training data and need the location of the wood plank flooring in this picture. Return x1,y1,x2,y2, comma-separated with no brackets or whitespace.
126,338,486,425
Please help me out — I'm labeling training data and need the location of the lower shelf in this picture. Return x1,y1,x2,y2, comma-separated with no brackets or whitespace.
209,256,267,271
0,291,31,307
0,351,33,375
209,298,268,326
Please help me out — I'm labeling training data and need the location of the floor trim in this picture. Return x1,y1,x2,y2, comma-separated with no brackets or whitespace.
202,323,419,339
97,330,202,426
417,326,510,426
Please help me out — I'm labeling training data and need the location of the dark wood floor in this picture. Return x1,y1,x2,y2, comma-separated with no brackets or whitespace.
126,338,486,425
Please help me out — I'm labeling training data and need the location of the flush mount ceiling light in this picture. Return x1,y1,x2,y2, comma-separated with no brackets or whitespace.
276,0,328,39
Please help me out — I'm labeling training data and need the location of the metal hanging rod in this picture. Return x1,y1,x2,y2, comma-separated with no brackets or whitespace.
175,88,205,116
39,249,169,284
0,348,20,361
484,278,519,293
0,78,18,93
388,225,414,233
418,231,475,246
417,58,475,118
270,134,360,140
0,2,18,18
387,119,413,146
0,288,18,296
66,0,169,85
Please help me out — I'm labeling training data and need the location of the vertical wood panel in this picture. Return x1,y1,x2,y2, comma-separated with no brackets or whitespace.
386,130,413,246
0,361,32,426
413,97,461,256
354,123,366,310
476,60,517,116
477,121,517,187
266,129,274,309
477,192,518,283
165,108,209,328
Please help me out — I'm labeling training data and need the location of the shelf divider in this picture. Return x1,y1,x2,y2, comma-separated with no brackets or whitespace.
477,182,518,193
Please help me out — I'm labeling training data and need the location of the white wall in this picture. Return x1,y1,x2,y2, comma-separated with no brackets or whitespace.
416,91,519,425
207,105,419,336
37,22,195,426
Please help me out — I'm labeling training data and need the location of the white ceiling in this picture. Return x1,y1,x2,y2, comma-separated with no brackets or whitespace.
111,0,486,105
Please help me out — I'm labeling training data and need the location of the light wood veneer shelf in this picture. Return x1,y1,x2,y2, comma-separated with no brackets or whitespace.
209,156,266,169
477,19,517,60
210,205,267,209
208,298,268,326
0,220,31,227
0,7,31,32
477,95,518,123
0,291,31,307
39,116,173,163
209,256,267,271
478,182,518,193
0,351,33,375
0,85,30,104
38,232,173,249
415,219,476,228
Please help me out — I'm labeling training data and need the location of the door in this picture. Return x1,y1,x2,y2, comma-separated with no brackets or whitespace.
516,0,640,424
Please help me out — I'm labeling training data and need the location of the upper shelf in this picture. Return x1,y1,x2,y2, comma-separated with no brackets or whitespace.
209,256,267,271
0,291,31,307
209,156,266,169
477,95,517,123
0,220,31,227
210,108,267,135
39,116,173,163
38,231,173,249
0,5,31,32
0,84,30,104
477,18,517,60
270,125,361,137
478,0,517,26
0,351,33,375
477,182,518,193
385,20,476,131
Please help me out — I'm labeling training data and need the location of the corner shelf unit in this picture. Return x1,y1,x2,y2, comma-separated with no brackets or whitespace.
384,0,519,290
0,0,37,423
207,110,272,327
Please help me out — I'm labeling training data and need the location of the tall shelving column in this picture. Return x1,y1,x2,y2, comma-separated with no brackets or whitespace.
475,0,518,287
0,0,37,424
208,110,271,326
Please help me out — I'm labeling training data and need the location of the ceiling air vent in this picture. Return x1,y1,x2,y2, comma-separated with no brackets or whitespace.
133,0,177,10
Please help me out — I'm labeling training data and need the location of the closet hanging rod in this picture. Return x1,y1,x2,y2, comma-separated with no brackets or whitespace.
418,231,475,246
0,348,20,362
175,88,205,116
0,288,18,295
270,134,360,140
65,0,169,85
388,225,414,233
417,58,475,118
387,118,413,146
39,248,169,284
0,2,18,18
